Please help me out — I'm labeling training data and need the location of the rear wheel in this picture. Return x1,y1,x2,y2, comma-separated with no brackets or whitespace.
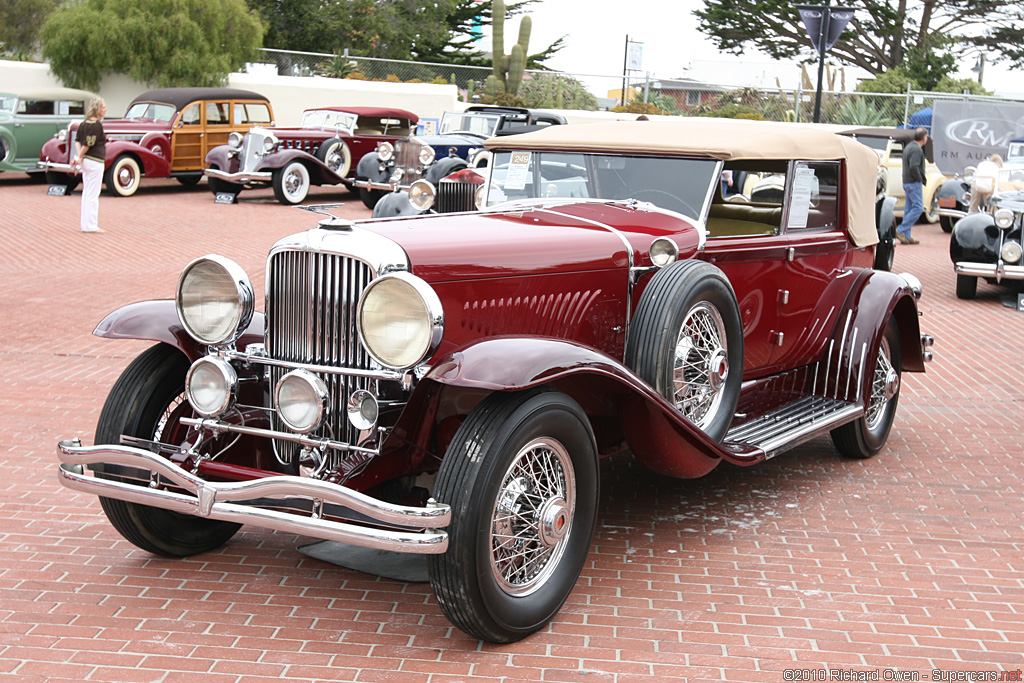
104,155,142,197
96,344,241,556
955,274,977,299
830,317,901,459
428,390,598,643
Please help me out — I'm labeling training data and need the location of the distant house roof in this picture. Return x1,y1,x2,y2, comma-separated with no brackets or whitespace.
649,78,729,93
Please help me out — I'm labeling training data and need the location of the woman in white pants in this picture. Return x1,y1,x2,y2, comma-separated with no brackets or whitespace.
74,97,107,233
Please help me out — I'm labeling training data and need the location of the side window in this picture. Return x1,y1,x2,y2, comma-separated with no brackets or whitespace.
59,100,85,116
235,103,271,125
180,104,201,125
206,102,230,124
786,161,840,232
22,99,55,115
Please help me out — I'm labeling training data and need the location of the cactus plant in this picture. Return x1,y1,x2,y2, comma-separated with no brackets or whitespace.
490,0,531,96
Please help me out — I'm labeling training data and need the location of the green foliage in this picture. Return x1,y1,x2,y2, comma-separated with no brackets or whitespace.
697,103,764,120
933,76,991,96
694,0,1024,76
856,68,915,94
40,0,263,91
903,36,956,91
0,0,61,57
611,101,670,116
490,0,531,96
834,97,897,126
517,73,598,110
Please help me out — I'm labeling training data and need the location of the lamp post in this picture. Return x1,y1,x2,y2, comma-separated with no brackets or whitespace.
797,2,854,123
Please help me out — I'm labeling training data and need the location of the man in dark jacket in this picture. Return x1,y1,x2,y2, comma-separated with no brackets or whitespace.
897,127,929,244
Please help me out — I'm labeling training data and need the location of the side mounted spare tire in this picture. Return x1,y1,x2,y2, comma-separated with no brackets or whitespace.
624,260,744,442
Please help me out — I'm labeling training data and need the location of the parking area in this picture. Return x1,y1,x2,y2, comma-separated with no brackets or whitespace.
1,173,1022,683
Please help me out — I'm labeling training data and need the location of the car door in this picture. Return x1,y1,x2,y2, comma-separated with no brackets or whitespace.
202,100,233,160
772,160,861,370
170,101,204,171
15,97,62,163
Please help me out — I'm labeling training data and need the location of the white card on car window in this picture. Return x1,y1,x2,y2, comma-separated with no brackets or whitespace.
504,152,532,190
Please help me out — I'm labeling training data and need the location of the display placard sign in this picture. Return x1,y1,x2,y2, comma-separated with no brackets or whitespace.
214,192,239,204
504,152,532,190
47,184,68,196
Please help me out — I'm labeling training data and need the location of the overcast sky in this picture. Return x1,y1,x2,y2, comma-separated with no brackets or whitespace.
489,0,1022,97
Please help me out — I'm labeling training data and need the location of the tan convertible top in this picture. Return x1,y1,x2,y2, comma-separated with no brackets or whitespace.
484,118,880,247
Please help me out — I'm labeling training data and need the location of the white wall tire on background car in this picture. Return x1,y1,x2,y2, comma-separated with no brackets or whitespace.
427,389,599,643
104,155,142,197
625,260,744,443
272,160,310,205
94,343,241,556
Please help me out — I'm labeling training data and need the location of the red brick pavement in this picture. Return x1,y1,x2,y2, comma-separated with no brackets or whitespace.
1,174,1022,682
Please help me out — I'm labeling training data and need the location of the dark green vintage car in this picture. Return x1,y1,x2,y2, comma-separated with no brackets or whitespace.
0,87,98,178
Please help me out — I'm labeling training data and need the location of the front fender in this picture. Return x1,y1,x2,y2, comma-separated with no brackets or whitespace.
93,299,265,363
950,212,999,263
877,196,897,240
205,145,235,170
424,337,758,478
356,153,390,183
938,177,970,204
104,141,170,178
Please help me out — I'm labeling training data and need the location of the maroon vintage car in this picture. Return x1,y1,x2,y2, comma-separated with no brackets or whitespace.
57,119,932,643
203,106,418,204
40,87,273,196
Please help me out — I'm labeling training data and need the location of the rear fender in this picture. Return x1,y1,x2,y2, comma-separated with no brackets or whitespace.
815,270,925,407
93,299,265,363
104,140,170,178
420,337,758,478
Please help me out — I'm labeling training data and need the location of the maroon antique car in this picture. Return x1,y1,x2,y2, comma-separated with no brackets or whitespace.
203,106,418,204
57,119,932,643
40,87,273,196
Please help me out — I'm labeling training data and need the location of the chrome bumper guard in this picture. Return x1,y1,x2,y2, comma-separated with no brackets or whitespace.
351,178,410,193
38,159,75,173
955,261,1024,282
935,207,967,219
204,168,272,184
57,439,450,554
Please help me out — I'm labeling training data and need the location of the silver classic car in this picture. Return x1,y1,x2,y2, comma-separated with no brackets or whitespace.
0,87,97,178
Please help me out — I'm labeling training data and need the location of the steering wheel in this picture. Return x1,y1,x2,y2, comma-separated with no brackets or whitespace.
630,190,698,217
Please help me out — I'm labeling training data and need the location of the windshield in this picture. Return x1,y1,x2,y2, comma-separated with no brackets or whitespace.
0,95,16,113
485,151,720,219
124,102,176,122
439,112,501,137
1007,142,1024,162
301,109,357,131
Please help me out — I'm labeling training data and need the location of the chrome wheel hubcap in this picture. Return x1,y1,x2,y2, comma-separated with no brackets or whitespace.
867,336,897,429
672,302,728,429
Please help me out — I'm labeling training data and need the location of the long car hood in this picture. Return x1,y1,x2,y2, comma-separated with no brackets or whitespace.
360,202,637,282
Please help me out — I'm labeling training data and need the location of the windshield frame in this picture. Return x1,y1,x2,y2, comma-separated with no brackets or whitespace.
124,101,177,122
439,111,502,137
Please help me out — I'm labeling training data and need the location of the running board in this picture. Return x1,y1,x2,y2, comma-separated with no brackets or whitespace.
724,396,864,460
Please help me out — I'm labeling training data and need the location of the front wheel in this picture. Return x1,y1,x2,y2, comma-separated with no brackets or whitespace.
624,260,743,442
273,161,310,204
104,155,141,197
940,215,955,233
427,390,599,643
96,344,241,556
358,186,385,209
830,317,902,459
955,273,977,299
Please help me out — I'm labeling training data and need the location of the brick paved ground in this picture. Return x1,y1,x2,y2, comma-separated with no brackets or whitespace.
1,173,1022,683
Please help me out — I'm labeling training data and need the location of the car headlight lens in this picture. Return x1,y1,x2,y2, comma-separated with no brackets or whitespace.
275,370,329,434
357,272,443,369
185,357,237,418
650,237,679,267
262,134,278,154
994,208,1015,229
1000,241,1023,264
57,129,68,142
176,255,254,346
378,141,394,162
475,184,486,209
963,166,976,183
418,145,435,166
228,132,243,150
409,179,436,211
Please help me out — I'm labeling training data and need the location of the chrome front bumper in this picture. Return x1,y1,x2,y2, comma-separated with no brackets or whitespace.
204,168,272,185
955,261,1024,282
57,439,450,554
38,159,75,174
351,178,410,192
935,207,967,219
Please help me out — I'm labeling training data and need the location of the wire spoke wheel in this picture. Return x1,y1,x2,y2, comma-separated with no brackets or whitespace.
672,301,729,429
490,438,574,596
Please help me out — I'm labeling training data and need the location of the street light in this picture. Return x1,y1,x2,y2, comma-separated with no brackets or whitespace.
797,2,855,123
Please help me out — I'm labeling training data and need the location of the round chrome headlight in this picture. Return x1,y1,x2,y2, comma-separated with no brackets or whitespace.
409,179,436,211
275,370,329,434
994,208,1015,229
185,357,237,418
650,237,679,267
418,145,436,166
377,141,394,162
1000,240,1023,264
357,272,443,370
963,166,976,183
57,129,68,142
176,255,254,346
475,184,486,210
347,389,379,430
262,134,278,154
1011,170,1024,184
228,132,243,150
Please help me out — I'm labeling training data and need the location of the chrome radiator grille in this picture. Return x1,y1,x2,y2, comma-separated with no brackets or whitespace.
238,133,265,173
437,181,477,213
394,139,426,184
266,250,375,465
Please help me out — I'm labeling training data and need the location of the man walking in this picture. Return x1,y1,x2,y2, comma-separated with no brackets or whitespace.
898,127,929,245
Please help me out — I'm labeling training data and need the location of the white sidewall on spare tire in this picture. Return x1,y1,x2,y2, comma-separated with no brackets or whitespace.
318,139,352,177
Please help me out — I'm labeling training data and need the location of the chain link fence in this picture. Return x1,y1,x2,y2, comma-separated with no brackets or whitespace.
251,49,1023,125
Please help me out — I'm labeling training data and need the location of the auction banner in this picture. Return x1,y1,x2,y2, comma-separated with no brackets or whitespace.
932,99,1024,175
